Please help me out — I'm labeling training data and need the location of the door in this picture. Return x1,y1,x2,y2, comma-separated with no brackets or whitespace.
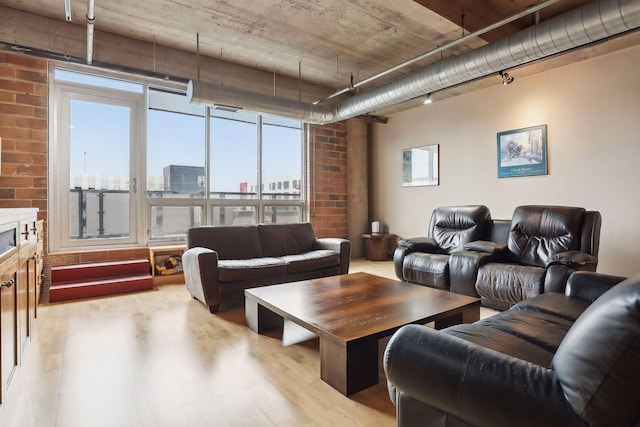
0,259,18,405
51,75,143,251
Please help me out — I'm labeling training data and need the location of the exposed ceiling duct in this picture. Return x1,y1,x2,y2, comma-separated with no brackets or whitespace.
188,0,640,124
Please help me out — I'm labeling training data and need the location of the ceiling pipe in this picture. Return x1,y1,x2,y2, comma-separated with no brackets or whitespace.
312,0,561,105
188,0,640,124
86,0,95,64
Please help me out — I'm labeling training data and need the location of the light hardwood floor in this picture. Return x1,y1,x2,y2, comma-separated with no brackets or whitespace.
0,260,495,427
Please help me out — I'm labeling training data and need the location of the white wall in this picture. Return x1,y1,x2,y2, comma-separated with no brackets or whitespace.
370,43,640,277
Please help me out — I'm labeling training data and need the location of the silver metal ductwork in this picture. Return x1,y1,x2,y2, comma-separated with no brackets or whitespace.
188,0,640,124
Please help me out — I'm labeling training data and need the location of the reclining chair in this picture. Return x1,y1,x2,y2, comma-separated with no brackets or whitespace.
394,205,492,293
453,205,601,310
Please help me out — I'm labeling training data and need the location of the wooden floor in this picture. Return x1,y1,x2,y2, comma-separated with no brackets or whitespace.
0,261,395,427
0,259,496,427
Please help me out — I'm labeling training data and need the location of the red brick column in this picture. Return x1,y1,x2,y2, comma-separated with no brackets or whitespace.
0,51,50,285
308,122,348,239
0,51,48,216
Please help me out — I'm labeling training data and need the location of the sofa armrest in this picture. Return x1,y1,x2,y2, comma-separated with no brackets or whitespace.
393,246,409,281
314,238,351,274
182,247,220,310
463,240,508,257
448,250,494,297
564,271,627,303
384,325,582,427
397,237,440,252
545,251,598,270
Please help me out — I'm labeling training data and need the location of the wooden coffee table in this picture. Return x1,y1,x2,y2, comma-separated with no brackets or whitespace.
244,272,480,396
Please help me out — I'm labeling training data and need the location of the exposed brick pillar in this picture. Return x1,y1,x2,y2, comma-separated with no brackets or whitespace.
308,122,348,239
0,51,48,214
0,52,48,225
0,51,49,284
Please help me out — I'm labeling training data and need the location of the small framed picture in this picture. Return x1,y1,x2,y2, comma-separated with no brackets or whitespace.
497,125,547,178
402,144,439,187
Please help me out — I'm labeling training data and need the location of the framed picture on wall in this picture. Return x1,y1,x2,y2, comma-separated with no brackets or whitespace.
402,144,439,187
497,124,547,178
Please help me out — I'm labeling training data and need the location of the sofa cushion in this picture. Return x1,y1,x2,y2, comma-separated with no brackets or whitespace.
476,263,545,305
476,309,573,354
429,205,492,254
280,250,340,274
258,223,316,257
218,257,287,282
445,324,555,367
187,225,263,260
402,253,450,290
508,205,585,267
511,292,590,322
552,274,640,427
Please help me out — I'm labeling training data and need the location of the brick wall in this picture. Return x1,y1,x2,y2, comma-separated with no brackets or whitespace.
0,51,48,217
308,122,348,239
0,51,350,289
0,50,48,272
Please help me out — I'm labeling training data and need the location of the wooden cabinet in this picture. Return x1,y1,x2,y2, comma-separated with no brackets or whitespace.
18,214,38,354
0,254,18,406
0,208,38,407
35,220,44,318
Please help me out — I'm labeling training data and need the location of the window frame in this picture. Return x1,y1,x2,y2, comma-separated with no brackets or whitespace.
49,63,306,251
49,67,147,252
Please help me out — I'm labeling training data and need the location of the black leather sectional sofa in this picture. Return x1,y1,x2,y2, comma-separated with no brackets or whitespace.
394,205,601,310
383,270,640,427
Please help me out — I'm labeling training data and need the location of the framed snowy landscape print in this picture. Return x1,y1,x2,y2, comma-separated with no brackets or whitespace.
497,124,547,178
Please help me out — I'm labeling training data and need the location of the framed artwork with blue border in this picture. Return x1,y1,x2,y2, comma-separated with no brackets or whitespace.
497,124,547,178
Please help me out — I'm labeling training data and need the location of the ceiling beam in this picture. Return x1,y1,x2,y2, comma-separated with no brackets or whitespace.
0,5,332,102
412,0,522,42
412,0,592,42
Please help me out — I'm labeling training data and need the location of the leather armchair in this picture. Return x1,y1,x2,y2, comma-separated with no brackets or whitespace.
384,271,638,427
394,205,492,293
452,205,601,310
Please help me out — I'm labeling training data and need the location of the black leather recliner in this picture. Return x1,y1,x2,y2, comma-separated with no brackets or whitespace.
393,205,492,293
384,271,640,427
451,205,601,310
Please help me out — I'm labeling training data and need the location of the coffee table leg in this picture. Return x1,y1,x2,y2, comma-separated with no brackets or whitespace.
245,298,283,333
434,304,480,330
320,338,378,396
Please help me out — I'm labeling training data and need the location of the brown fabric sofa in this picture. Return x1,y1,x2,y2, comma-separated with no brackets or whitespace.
182,222,351,313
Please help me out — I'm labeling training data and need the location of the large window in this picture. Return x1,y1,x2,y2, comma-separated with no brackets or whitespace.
210,110,258,200
50,67,305,250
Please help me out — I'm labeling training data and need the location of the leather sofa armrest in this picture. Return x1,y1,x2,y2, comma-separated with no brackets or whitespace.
397,237,439,252
384,325,581,427
543,252,599,294
545,251,598,270
393,246,409,281
564,271,627,303
448,250,493,297
463,240,508,257
314,238,351,273
394,237,440,282
182,247,220,310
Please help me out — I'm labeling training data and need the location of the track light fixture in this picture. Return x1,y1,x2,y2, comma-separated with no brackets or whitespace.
423,93,433,105
500,71,514,85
